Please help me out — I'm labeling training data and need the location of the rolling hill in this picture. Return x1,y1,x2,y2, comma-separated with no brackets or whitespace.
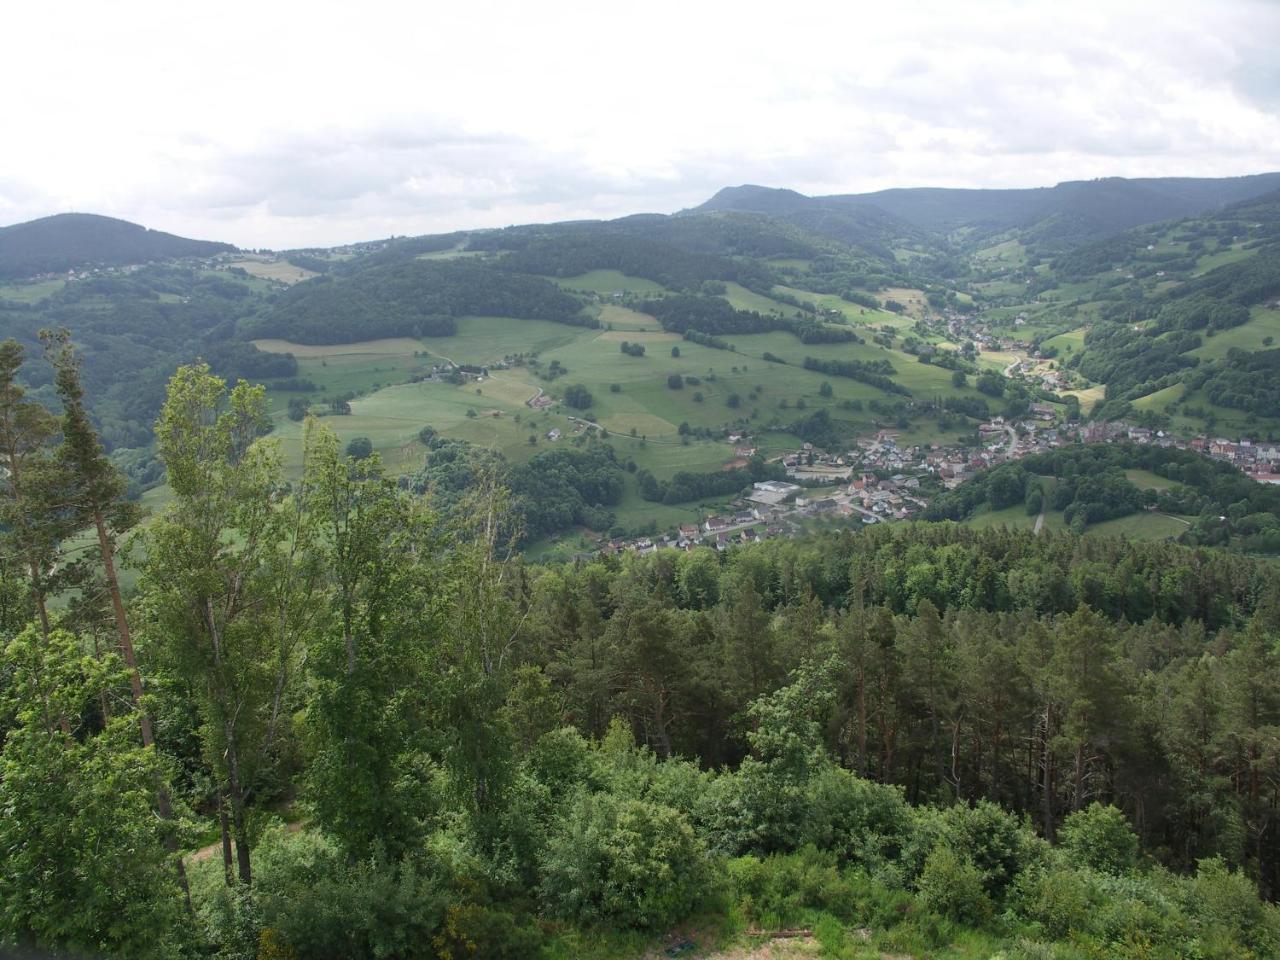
694,173,1280,250
0,212,236,280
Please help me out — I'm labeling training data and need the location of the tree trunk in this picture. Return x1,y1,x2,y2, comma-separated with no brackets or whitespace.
224,724,253,886
219,789,235,887
1041,703,1056,841
856,665,868,777
94,509,192,912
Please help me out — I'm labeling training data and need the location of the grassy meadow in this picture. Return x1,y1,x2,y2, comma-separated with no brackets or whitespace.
227,258,318,284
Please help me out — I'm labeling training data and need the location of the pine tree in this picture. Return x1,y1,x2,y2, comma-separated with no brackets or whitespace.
0,339,60,635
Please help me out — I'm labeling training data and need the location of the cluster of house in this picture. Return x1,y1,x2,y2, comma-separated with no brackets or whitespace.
583,411,1280,559
1080,422,1280,484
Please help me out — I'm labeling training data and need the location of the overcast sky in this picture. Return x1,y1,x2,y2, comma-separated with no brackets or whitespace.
3,0,1278,249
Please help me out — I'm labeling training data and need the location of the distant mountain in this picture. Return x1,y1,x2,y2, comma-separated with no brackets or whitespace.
0,213,236,280
693,173,1280,250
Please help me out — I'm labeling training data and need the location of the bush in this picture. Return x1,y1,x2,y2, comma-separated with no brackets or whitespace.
931,800,1041,899
563,384,593,409
801,767,912,875
539,793,710,929
1058,803,1138,876
916,846,993,926
248,827,449,960
345,436,373,459
1181,857,1280,956
697,759,810,857
727,847,854,928
1010,862,1095,940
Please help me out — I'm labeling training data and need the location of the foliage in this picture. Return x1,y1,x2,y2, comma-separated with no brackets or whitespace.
1058,803,1139,875
539,792,711,929
251,259,588,344
802,355,910,396
0,628,187,959
562,383,593,409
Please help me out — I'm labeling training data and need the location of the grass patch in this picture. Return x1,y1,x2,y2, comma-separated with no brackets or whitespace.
0,278,66,303
227,258,317,284
551,269,667,295
1124,468,1181,491
1086,512,1192,540
598,304,662,330
1189,307,1280,361
722,282,792,314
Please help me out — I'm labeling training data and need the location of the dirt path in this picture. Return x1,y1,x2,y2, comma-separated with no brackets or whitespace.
1033,503,1047,534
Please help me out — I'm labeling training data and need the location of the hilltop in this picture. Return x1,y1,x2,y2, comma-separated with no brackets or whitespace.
695,172,1280,250
0,212,235,280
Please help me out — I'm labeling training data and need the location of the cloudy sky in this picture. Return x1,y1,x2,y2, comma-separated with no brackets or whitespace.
3,0,1278,249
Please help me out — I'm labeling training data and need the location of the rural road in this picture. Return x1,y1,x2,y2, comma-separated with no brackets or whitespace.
1003,425,1018,457
1033,504,1047,534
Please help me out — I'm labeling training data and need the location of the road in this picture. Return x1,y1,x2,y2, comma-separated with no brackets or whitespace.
1003,425,1018,457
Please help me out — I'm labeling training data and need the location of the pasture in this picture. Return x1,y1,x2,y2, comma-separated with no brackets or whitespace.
721,281,792,314
770,285,906,328
1188,307,1280,361
1124,468,1182,491
227,258,317,284
597,304,662,330
551,269,667,295
1041,327,1087,355
0,278,65,303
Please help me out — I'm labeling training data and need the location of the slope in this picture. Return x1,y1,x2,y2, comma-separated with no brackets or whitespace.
0,212,236,279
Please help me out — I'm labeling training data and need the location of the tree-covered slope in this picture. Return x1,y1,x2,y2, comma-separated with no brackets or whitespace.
697,173,1280,250
0,212,236,279
247,258,590,343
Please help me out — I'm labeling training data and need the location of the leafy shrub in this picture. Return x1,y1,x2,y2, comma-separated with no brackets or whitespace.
539,793,710,929
345,436,373,459
1010,861,1095,940
727,847,853,927
248,827,448,960
1181,857,1280,957
1059,803,1138,875
927,800,1041,899
801,767,912,874
916,846,993,926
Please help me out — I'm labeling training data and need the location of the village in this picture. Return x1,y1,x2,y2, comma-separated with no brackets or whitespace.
588,412,1280,559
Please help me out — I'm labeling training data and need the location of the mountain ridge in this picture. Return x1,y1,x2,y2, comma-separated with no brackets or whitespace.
0,212,236,280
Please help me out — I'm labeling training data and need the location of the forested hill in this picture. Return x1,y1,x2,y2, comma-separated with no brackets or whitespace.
696,172,1280,248
0,212,236,279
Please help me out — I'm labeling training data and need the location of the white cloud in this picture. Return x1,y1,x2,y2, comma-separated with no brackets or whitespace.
1,0,1277,247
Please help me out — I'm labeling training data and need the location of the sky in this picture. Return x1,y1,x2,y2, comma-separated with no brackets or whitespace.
2,0,1279,249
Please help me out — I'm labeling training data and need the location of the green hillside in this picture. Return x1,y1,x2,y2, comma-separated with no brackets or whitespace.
0,212,235,279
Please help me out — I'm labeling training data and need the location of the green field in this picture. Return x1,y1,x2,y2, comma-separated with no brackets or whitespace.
1131,378,1280,438
1188,307,1280,361
551,269,668,295
770,285,907,328
1124,468,1181,491
1086,512,1192,540
0,278,67,303
721,281,792,314
1041,327,1087,355
597,303,662,330
965,501,1189,542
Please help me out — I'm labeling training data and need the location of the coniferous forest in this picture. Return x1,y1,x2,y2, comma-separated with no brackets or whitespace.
3,336,1280,959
